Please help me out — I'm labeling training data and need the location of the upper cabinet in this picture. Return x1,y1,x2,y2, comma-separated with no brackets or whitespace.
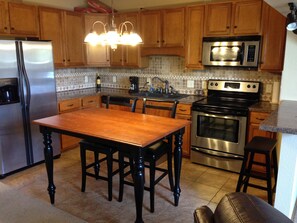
204,0,262,36
39,7,85,67
110,12,148,68
185,5,204,69
260,1,286,73
140,8,185,56
84,13,110,67
0,1,39,37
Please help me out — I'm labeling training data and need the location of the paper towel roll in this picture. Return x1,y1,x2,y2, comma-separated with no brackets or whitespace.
271,81,280,104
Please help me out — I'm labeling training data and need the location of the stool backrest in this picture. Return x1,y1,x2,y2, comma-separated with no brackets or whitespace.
105,95,138,112
142,98,178,118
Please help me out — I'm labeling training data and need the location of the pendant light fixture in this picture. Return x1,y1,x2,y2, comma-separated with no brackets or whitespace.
84,0,143,50
287,2,297,31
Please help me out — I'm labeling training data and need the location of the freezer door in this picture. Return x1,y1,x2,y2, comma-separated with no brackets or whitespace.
0,40,28,175
21,41,60,163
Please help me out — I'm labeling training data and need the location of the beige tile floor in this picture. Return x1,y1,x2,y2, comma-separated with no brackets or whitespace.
0,148,270,223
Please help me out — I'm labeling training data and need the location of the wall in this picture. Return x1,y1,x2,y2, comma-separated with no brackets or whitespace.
274,31,297,220
280,32,297,101
56,56,281,102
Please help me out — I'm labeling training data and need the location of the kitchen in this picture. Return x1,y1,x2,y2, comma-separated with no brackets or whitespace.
0,0,296,222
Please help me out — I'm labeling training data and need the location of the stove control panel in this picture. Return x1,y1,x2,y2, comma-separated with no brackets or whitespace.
208,80,260,93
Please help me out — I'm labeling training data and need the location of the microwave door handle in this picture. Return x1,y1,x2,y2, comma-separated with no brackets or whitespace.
240,42,245,65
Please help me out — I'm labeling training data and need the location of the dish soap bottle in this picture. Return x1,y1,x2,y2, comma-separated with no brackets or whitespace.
96,74,101,90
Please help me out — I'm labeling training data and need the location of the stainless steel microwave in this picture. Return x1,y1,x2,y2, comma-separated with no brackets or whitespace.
202,36,261,68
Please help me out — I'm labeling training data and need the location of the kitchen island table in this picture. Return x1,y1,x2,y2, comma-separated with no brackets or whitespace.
33,108,190,223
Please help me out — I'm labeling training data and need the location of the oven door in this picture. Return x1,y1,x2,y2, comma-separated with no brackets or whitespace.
191,110,247,156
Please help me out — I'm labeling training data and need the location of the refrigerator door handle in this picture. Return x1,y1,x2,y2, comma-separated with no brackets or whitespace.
18,42,31,109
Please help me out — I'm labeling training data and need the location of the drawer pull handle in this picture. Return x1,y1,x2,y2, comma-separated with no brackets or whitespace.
179,109,187,112
256,118,265,121
67,104,74,107
88,100,94,103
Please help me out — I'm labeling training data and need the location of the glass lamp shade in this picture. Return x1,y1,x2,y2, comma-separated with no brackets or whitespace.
84,31,100,46
287,12,297,31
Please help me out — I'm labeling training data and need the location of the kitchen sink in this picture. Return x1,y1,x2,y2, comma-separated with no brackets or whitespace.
130,91,188,100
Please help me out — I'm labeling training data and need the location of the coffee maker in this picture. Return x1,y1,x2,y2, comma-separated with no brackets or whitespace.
129,76,139,93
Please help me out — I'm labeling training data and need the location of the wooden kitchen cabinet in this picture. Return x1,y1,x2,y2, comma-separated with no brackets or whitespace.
0,1,39,37
58,95,100,151
175,103,192,157
110,12,148,68
39,7,85,67
84,13,110,67
204,0,262,36
248,111,276,172
140,8,185,56
185,5,204,69
260,1,287,73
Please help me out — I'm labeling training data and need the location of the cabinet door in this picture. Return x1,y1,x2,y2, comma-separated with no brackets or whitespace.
8,2,39,36
0,1,9,34
84,13,110,67
185,5,204,69
162,8,185,47
140,10,161,47
260,2,286,72
233,0,262,35
204,2,232,36
64,11,85,67
110,14,125,66
124,12,141,67
39,7,66,67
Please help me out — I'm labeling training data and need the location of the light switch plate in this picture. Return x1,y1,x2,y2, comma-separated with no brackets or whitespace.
147,78,151,85
187,80,194,88
113,76,117,83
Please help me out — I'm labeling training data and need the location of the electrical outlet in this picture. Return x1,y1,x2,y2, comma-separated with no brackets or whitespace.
187,80,194,88
147,78,151,85
113,76,117,83
266,84,272,93
202,80,207,89
84,76,88,83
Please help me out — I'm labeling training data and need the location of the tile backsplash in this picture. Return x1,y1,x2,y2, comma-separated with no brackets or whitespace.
55,56,281,102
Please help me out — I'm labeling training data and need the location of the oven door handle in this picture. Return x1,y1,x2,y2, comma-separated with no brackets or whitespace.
192,147,243,160
197,109,231,116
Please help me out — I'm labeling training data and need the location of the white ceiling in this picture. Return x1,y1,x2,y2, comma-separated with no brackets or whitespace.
265,0,297,16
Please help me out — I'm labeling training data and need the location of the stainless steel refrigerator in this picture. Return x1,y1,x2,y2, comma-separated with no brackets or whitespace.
0,40,60,177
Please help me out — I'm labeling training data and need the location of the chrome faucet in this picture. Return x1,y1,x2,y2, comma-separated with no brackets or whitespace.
152,77,169,94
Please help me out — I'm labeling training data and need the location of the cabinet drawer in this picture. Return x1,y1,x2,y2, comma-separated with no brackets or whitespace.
82,95,99,108
176,104,191,115
59,98,81,113
249,112,269,124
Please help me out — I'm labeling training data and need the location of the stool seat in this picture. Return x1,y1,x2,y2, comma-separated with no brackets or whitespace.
236,136,278,205
244,136,277,153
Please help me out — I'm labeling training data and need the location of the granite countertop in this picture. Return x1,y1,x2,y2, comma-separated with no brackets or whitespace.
57,87,205,105
249,101,279,113
260,100,297,135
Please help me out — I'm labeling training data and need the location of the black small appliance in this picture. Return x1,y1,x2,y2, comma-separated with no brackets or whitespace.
129,76,139,93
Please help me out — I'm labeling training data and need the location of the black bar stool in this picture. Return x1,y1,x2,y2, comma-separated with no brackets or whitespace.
236,136,278,205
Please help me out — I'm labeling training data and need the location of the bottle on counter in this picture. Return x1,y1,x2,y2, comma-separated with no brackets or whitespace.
96,74,101,90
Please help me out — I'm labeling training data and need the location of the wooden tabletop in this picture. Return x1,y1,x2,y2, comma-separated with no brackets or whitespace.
33,108,191,148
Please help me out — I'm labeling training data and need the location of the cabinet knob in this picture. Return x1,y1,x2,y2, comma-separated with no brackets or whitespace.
234,26,237,28
63,59,66,62
67,59,70,62
11,27,14,31
226,26,230,29
157,40,160,43
4,27,7,30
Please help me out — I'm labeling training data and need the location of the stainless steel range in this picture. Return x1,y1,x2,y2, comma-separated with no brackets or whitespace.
191,80,261,173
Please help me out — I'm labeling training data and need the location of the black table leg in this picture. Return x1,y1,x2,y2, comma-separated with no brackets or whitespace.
133,149,144,223
42,128,55,204
173,128,184,206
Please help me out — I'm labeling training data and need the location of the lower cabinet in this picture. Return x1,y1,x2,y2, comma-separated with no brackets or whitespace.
175,104,192,158
58,95,100,152
248,111,276,172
